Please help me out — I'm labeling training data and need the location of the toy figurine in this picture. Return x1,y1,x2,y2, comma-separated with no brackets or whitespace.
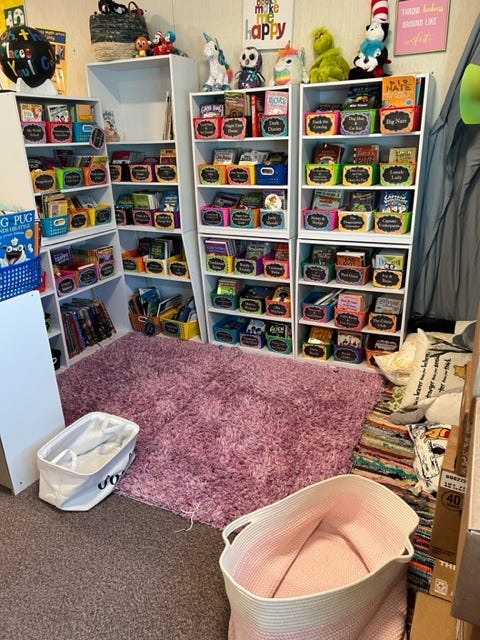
152,30,176,56
349,0,391,79
133,35,151,57
269,42,309,86
202,32,232,91
235,46,265,89
308,27,350,83
98,0,128,14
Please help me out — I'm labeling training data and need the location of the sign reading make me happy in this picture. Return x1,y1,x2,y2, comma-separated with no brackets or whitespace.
243,0,293,50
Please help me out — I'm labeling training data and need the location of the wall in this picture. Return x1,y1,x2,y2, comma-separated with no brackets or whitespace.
1,1,477,119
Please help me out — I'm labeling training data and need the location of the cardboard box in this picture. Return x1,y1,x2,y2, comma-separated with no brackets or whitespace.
410,592,456,640
430,559,456,602
451,399,480,627
430,426,466,563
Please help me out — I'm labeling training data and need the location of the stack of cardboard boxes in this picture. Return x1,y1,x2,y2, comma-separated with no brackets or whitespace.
410,315,480,640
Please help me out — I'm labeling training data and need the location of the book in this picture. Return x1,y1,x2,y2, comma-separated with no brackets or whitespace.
311,189,342,211
388,146,417,163
102,109,122,142
313,143,344,164
381,75,417,107
378,190,413,213
264,90,289,115
342,85,381,110
160,190,179,211
249,93,264,136
349,190,377,212
224,91,249,117
200,102,224,118
310,245,337,265
213,148,237,164
0,209,36,265
352,144,380,164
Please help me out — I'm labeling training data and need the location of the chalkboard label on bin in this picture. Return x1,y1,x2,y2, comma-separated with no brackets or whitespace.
71,212,87,228
23,123,44,143
63,171,82,188
305,211,329,230
52,124,71,142
307,114,333,135
144,259,164,275
340,213,365,231
156,165,176,181
89,167,107,184
202,209,223,226
382,110,411,132
100,261,115,278
169,261,187,278
341,112,369,134
344,166,370,185
304,264,328,282
214,295,234,309
222,117,245,138
375,270,402,288
308,165,333,184
370,314,395,331
262,116,287,136
196,119,217,138
337,267,363,285
382,165,411,184
261,211,283,228
304,306,327,322
235,259,255,275
230,210,251,227
269,338,289,353
376,214,403,233
228,167,249,184
336,311,360,329
265,262,286,278
131,165,150,181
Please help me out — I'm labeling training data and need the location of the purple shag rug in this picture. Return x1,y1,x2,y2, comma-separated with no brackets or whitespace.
57,332,385,529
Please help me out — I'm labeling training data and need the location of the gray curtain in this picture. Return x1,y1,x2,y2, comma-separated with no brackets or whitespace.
411,12,480,322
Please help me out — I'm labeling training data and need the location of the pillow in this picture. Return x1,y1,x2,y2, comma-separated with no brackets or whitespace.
400,329,471,409
423,391,463,425
453,321,476,351
374,333,417,386
408,422,451,494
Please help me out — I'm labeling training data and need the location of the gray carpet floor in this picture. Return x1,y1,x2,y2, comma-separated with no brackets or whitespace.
0,483,230,640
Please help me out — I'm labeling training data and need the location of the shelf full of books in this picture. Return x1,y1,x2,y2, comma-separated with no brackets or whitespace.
296,74,434,368
86,54,206,341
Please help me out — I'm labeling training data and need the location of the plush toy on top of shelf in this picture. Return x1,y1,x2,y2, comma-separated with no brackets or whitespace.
201,32,233,91
152,30,175,55
235,46,265,89
268,41,309,86
308,27,350,83
133,35,151,57
349,0,391,79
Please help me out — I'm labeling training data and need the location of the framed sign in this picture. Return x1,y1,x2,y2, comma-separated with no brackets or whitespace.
394,0,450,55
242,0,293,50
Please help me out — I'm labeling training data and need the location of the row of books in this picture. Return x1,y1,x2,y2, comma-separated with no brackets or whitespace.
311,143,417,165
309,188,412,213
61,298,115,358
315,75,423,112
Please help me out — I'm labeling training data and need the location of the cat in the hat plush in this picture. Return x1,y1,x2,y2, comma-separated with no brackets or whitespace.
349,0,391,79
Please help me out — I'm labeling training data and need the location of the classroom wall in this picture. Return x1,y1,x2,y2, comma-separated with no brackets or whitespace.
2,1,477,120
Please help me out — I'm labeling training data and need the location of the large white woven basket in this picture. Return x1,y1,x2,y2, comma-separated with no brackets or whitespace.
220,474,418,640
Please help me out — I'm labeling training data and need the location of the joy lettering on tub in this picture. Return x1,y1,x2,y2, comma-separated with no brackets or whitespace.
245,1,286,41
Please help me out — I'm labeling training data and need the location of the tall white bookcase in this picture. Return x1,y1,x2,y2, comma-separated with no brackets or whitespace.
0,91,131,370
86,55,205,340
190,84,299,357
296,74,435,368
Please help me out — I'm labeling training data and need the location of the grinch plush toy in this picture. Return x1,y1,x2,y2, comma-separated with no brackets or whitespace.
309,27,350,83
349,0,391,79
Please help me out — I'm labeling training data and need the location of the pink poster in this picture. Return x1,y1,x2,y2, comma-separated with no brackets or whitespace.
394,0,450,55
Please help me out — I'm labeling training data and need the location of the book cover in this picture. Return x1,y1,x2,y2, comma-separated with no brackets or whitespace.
381,75,417,107
102,109,122,142
353,144,380,164
313,143,344,164
264,90,289,115
349,190,377,212
388,146,418,163
342,85,381,110
310,189,342,210
379,190,413,212
0,209,36,267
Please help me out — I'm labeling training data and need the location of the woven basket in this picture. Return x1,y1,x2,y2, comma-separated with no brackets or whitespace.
89,2,149,61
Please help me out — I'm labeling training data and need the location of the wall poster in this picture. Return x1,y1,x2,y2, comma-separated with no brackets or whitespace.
242,0,293,50
394,0,450,55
